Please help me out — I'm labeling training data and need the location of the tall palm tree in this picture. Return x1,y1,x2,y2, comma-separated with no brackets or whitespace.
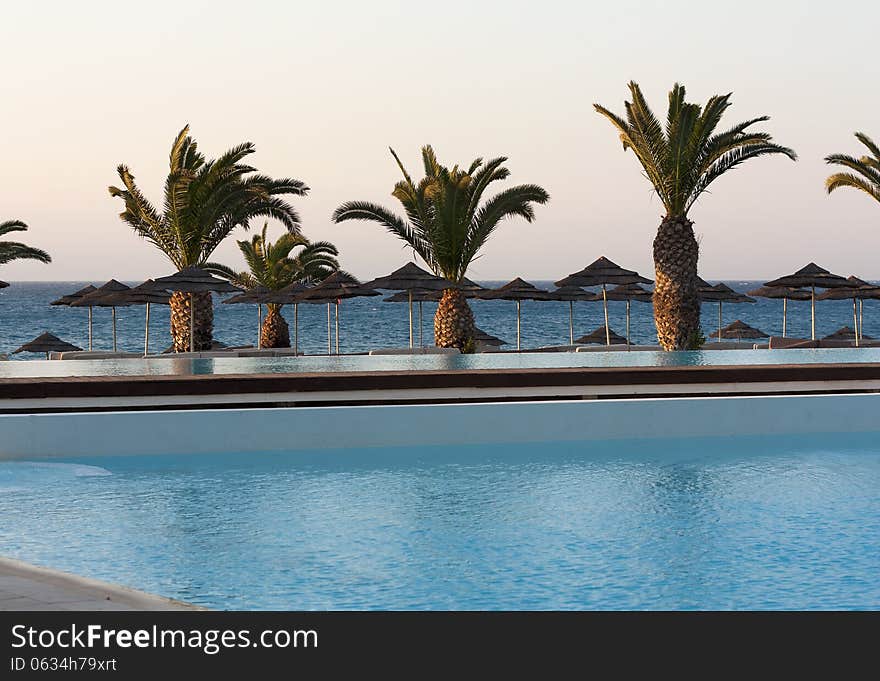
207,223,339,347
333,146,549,350
109,125,307,351
825,132,880,205
595,82,796,350
0,220,51,274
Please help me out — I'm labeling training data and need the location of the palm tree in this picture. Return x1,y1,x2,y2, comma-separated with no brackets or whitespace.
595,82,796,350
109,125,307,351
207,223,339,347
333,146,549,350
825,132,880,205
0,221,51,275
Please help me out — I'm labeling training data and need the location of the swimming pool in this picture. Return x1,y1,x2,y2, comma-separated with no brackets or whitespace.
2,431,878,610
3,346,880,379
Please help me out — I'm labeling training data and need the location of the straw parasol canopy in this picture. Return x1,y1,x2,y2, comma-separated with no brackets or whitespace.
0,280,8,289
576,325,627,345
363,262,453,348
547,285,599,345
604,283,653,347
556,257,652,345
474,326,506,348
823,326,874,342
69,280,131,351
13,331,82,358
764,263,850,340
50,284,98,307
697,283,755,342
295,272,380,355
153,267,241,353
816,276,880,346
747,285,811,338
99,280,172,355
478,278,552,351
709,319,768,340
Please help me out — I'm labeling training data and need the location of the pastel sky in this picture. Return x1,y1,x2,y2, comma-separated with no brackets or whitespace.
2,0,878,281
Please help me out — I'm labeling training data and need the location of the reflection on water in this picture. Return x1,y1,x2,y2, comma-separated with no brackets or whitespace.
2,347,880,379
0,433,878,610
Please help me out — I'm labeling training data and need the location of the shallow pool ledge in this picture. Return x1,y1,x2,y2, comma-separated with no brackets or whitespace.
1,393,879,459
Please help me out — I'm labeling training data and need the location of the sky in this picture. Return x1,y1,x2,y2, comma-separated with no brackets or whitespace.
1,0,878,282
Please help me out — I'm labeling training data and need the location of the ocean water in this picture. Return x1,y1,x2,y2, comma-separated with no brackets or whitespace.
0,434,878,609
0,281,877,358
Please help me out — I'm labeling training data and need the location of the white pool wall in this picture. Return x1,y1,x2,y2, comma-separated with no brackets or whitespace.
1,393,879,459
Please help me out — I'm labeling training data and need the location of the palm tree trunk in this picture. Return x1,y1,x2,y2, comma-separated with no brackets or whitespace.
653,217,701,351
169,291,214,352
434,288,475,351
261,305,291,348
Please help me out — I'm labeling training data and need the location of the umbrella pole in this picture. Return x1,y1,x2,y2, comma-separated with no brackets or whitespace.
88,307,93,351
419,301,423,348
569,301,574,345
626,299,631,350
782,298,787,338
717,302,722,342
853,297,859,347
811,286,816,340
603,285,610,346
408,290,413,349
189,293,195,353
859,299,864,342
112,306,117,351
294,303,299,356
144,302,150,356
326,303,331,355
517,300,521,351
335,301,340,355
257,304,262,349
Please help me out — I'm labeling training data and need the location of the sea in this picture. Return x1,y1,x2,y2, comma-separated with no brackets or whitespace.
0,281,876,358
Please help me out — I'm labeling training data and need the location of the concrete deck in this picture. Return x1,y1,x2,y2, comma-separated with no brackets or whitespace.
0,556,202,611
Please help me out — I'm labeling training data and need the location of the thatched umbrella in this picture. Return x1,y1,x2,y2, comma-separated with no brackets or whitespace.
153,267,241,353
102,280,171,355
364,263,453,349
764,263,850,340
264,282,312,354
816,276,880,346
823,326,874,342
746,285,812,338
0,280,8,289
474,326,506,348
698,283,755,343
604,283,653,348
223,285,273,350
13,332,82,359
555,256,652,345
477,278,552,351
383,287,443,348
709,319,768,340
547,285,599,345
69,280,131,351
51,284,98,350
575,325,626,345
294,272,380,355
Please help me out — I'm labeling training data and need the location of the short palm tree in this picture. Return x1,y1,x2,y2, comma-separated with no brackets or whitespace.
207,224,339,347
0,220,51,275
109,125,307,351
595,82,796,350
825,132,880,205
333,146,549,350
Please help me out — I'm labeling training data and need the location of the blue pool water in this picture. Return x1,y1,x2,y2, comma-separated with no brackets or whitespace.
1,433,878,610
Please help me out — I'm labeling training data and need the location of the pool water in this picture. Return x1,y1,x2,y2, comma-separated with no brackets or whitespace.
1,433,878,610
